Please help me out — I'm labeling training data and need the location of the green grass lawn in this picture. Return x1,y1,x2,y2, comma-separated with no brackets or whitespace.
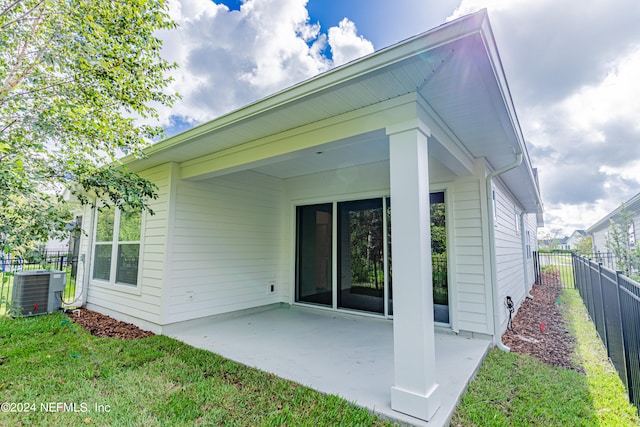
452,288,640,426
4,286,639,426
0,313,393,426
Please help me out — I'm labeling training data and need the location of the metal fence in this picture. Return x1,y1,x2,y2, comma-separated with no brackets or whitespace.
534,251,615,288
573,253,640,411
0,251,79,315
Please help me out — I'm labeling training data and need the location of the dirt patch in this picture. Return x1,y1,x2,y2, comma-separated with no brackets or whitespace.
502,272,580,371
68,308,154,340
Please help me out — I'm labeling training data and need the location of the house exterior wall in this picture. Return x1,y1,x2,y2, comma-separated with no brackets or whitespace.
284,161,390,205
492,178,530,333
591,214,640,252
566,232,583,250
77,157,535,338
591,227,608,253
82,163,174,332
163,170,286,324
446,177,490,335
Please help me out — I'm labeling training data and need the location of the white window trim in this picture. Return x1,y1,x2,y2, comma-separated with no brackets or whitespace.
90,206,145,294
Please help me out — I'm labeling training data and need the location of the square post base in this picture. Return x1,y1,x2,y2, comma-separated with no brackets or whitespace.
391,383,441,421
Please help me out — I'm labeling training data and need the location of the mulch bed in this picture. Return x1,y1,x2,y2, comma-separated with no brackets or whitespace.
502,272,581,372
67,308,154,340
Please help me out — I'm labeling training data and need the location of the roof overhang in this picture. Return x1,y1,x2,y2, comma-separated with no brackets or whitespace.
125,9,543,217
587,192,640,233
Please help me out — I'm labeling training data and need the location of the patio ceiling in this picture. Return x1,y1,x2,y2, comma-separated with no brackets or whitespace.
249,129,457,181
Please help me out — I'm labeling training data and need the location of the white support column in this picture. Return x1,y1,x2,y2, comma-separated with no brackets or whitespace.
387,120,440,421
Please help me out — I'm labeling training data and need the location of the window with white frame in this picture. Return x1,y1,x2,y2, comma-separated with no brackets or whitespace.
93,207,142,286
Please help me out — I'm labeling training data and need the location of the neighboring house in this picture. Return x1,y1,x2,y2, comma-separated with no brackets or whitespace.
566,230,589,250
588,192,640,254
73,10,543,422
42,238,69,253
539,237,568,250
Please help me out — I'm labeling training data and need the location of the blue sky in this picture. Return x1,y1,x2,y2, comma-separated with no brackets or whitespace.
217,0,460,50
156,0,640,237
306,0,460,48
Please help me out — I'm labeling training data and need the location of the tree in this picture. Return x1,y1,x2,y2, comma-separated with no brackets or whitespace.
574,235,593,256
605,204,638,275
1,0,178,253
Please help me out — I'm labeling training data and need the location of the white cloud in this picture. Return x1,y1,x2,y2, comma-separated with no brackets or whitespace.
328,18,375,66
447,0,640,237
561,50,640,137
154,0,374,129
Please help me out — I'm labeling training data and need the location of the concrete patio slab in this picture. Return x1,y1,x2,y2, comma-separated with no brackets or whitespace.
165,305,491,426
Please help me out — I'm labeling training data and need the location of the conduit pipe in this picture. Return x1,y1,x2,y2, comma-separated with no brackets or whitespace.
486,152,523,352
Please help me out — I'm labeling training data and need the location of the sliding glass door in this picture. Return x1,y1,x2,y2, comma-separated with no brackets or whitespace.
295,194,448,321
430,191,449,323
337,199,385,314
296,204,333,306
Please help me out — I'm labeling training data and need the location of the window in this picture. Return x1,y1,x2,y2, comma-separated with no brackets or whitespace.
93,207,142,286
526,231,532,259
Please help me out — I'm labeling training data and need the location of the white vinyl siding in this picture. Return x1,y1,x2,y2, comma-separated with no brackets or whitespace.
591,228,608,253
493,180,527,333
166,170,285,323
450,179,489,334
85,163,173,326
285,161,390,202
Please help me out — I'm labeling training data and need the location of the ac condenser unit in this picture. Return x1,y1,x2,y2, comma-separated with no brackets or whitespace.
11,270,67,317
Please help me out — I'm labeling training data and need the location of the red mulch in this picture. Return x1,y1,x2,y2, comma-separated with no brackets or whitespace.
67,308,154,339
502,272,581,372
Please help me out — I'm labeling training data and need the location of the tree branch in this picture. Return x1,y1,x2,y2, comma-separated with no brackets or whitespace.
0,0,45,30
1,0,49,97
0,0,25,18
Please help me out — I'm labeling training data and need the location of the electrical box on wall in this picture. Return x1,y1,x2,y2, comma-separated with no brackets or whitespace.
267,281,276,294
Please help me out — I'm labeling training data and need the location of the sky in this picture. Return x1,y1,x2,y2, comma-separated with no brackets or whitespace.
154,0,640,238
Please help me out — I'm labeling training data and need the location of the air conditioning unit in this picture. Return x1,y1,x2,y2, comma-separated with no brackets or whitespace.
11,270,67,317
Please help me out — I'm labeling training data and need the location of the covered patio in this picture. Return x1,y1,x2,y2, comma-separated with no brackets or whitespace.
165,306,490,426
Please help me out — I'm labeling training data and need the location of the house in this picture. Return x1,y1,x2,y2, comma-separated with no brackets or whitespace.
72,10,543,422
566,230,590,251
538,236,568,250
588,192,640,257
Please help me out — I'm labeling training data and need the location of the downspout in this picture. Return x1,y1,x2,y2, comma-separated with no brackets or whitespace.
486,152,523,352
79,203,95,308
520,205,541,299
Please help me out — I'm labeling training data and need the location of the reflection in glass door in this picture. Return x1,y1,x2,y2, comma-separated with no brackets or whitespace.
337,199,384,314
296,204,333,306
430,192,449,323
